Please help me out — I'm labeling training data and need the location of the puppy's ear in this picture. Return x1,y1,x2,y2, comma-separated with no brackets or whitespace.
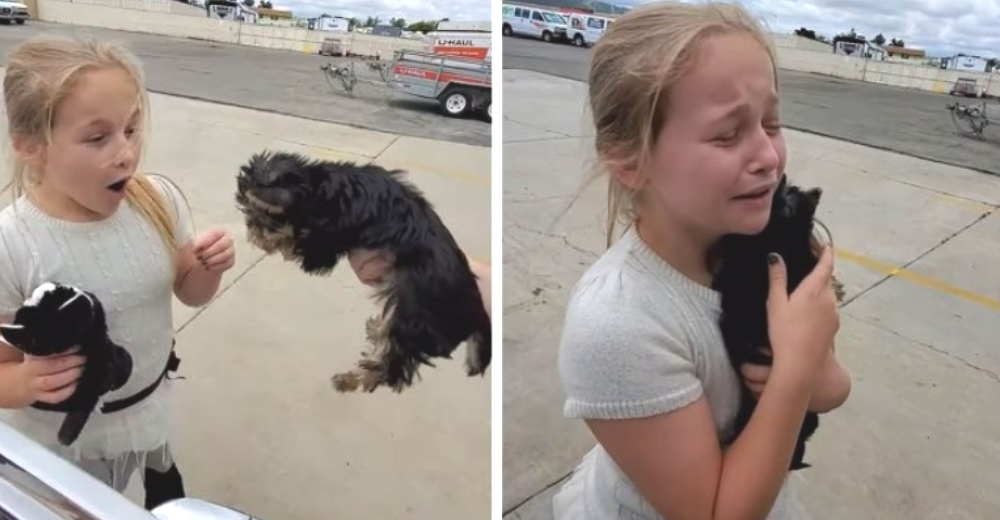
247,187,294,215
804,187,822,206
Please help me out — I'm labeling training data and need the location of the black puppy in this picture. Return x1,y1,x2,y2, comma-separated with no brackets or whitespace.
713,174,844,470
0,282,133,446
234,150,492,393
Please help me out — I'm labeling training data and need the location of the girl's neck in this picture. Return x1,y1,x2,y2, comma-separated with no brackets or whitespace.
27,185,108,223
635,215,719,288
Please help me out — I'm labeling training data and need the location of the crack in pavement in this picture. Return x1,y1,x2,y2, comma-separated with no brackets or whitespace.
509,223,600,261
175,252,269,335
840,208,996,309
502,116,576,139
504,472,571,517
812,156,1000,208
844,310,1000,384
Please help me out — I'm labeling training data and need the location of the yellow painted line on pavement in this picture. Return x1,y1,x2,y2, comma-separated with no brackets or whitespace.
929,192,997,213
835,248,1000,313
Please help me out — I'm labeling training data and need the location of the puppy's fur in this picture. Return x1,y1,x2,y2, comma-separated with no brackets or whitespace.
234,151,491,393
0,283,133,446
713,174,844,470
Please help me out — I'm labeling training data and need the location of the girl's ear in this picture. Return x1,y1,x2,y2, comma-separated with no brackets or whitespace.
601,145,646,190
607,157,645,191
11,136,45,170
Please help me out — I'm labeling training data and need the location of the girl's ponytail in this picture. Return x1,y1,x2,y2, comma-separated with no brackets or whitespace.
125,173,177,261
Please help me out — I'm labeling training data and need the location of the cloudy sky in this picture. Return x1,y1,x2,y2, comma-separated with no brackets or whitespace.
629,0,999,58
268,0,489,24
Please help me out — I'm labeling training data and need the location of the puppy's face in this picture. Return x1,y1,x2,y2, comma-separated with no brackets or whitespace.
235,151,314,259
768,177,822,243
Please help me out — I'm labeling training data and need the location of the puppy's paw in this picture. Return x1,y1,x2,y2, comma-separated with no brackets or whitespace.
331,371,361,392
464,334,491,377
357,358,389,392
364,315,384,343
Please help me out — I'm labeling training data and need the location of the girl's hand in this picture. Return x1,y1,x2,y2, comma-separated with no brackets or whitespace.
347,248,491,319
193,228,235,273
18,348,86,405
765,248,840,387
348,248,396,287
739,348,773,399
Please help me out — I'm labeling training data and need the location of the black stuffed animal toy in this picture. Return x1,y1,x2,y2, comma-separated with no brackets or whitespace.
713,174,844,471
0,282,133,446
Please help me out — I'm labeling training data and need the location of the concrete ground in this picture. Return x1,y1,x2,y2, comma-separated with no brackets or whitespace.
502,36,1000,175
0,22,491,147
503,67,1000,519
0,70,491,520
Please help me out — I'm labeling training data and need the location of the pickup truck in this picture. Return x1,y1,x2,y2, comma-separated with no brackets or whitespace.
0,0,27,24
0,420,265,519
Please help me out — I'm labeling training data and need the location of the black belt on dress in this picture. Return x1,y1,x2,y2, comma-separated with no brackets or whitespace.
31,340,181,415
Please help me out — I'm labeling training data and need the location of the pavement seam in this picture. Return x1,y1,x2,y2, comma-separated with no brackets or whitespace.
372,135,402,160
843,309,1000,384
174,252,269,335
504,471,572,516
781,124,1000,178
810,156,1000,208
839,207,997,309
144,89,489,150
503,117,575,139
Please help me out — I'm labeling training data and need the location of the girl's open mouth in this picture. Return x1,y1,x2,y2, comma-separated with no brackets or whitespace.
107,177,130,192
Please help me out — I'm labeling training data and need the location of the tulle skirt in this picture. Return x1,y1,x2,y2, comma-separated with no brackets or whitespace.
0,377,175,492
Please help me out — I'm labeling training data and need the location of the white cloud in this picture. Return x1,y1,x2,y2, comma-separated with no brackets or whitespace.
267,0,490,24
629,0,1000,58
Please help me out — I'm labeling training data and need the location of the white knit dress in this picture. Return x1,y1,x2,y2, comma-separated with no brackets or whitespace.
554,226,809,519
0,174,193,492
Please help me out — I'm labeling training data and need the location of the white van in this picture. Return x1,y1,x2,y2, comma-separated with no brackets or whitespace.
564,13,612,47
501,3,569,43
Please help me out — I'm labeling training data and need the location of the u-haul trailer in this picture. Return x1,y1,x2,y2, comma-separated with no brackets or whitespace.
387,50,492,122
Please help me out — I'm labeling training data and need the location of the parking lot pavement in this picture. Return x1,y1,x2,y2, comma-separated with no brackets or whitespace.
503,68,1000,519
0,88,491,519
0,22,491,147
502,36,1000,175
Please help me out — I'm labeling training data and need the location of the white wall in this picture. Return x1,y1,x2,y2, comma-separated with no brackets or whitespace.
776,45,999,97
29,1,1000,98
36,0,428,57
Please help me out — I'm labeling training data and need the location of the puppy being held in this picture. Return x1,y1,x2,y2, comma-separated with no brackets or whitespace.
713,173,845,471
234,150,492,393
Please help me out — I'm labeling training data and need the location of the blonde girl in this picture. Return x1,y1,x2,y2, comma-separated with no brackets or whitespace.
555,3,851,519
0,35,235,508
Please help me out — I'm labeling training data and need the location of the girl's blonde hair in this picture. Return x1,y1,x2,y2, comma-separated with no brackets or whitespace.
588,1,778,246
2,35,177,255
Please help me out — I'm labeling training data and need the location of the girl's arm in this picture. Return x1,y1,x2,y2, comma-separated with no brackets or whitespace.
588,369,813,520
808,345,851,413
0,315,28,408
174,245,221,307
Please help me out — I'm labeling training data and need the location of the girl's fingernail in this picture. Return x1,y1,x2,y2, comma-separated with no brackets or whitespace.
768,253,779,265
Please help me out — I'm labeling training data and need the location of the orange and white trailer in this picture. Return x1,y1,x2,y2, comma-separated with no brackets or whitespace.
387,49,492,122
425,30,492,61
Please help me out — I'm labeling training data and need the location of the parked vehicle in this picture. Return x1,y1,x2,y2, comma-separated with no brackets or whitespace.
387,49,492,121
950,77,984,97
564,13,612,47
0,419,264,519
501,3,569,43
0,0,28,24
